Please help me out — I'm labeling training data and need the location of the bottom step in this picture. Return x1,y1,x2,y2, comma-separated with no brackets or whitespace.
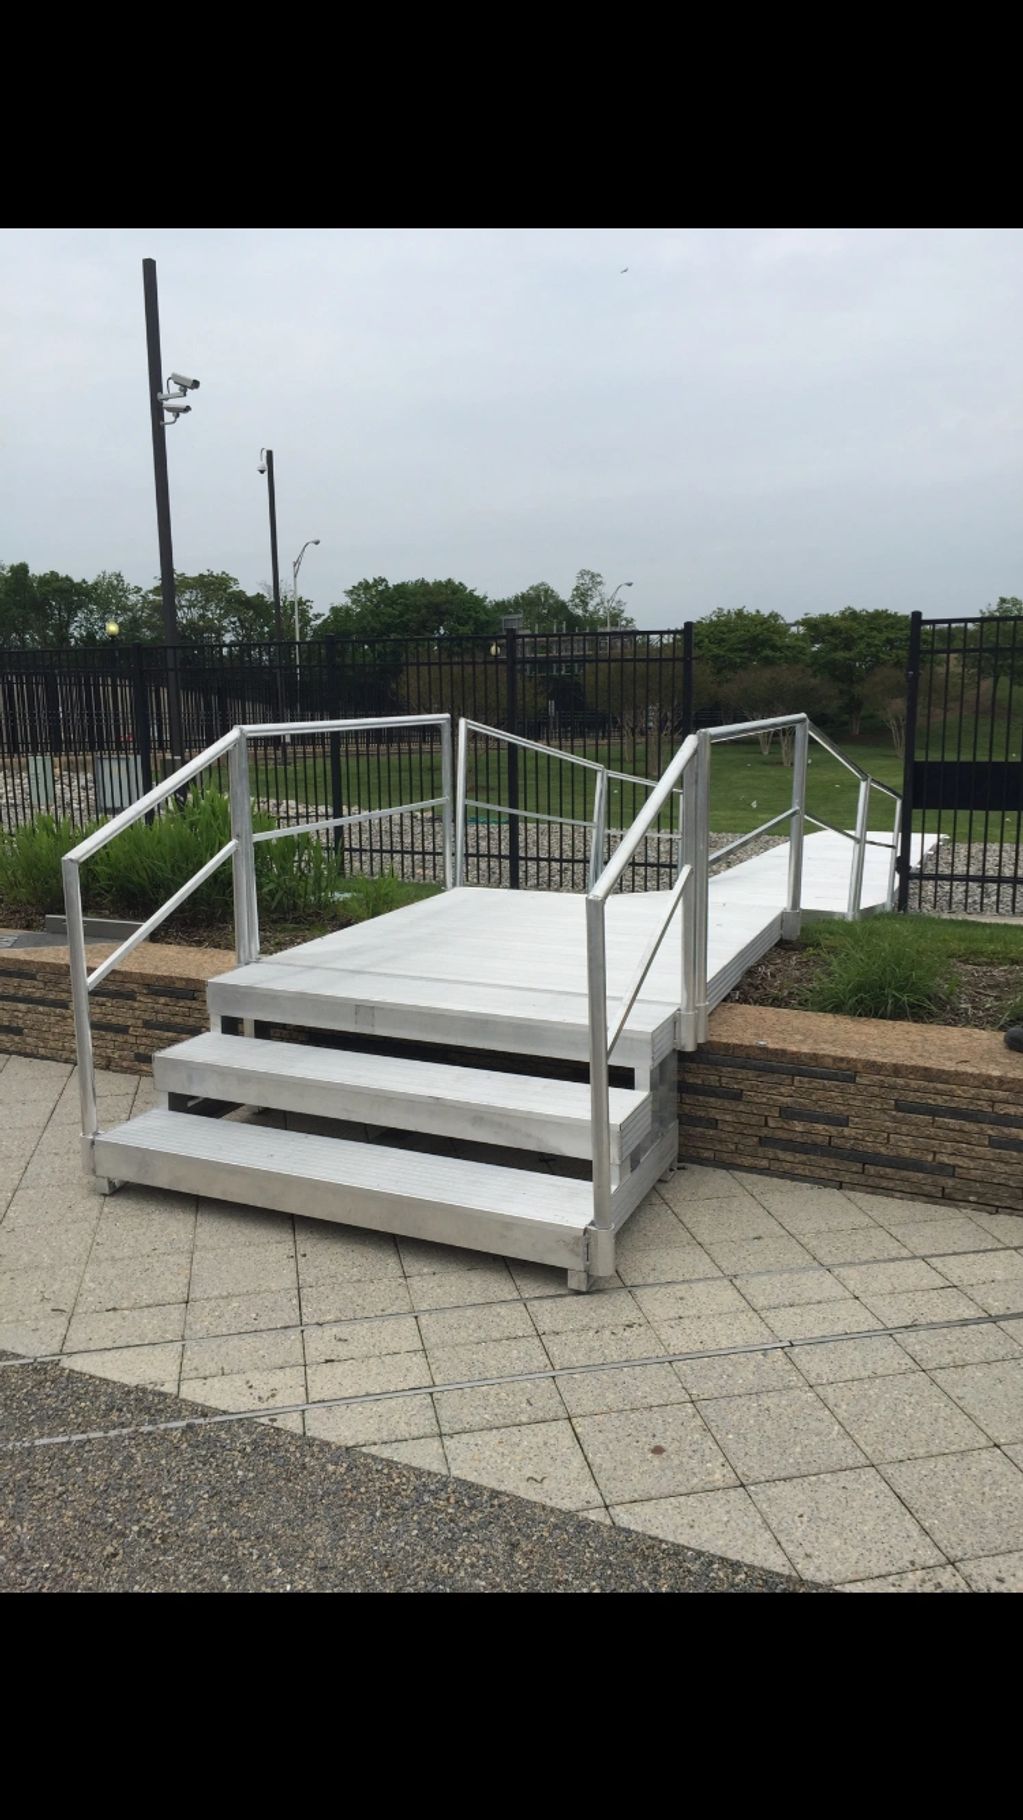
94,1110,594,1274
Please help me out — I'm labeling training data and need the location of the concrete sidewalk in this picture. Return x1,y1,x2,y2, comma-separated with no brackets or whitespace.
2,1053,1023,1591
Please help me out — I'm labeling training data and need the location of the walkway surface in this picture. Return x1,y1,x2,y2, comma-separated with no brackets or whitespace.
2,1052,1022,1592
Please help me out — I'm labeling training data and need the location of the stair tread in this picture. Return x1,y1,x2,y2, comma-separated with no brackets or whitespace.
99,1110,595,1231
156,1033,647,1130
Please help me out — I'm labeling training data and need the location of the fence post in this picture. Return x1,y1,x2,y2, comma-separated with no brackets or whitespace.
693,730,711,1043
229,732,259,966
847,778,870,919
325,636,344,864
131,643,154,802
782,716,808,939
505,626,520,889
681,621,695,738
897,610,922,911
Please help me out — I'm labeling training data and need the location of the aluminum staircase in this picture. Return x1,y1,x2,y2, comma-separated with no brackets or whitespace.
64,710,914,1290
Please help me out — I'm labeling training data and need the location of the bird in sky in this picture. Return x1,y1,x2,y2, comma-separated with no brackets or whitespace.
620,266,629,273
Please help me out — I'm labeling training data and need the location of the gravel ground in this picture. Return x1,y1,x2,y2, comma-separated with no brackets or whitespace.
0,1358,813,1594
908,841,1023,916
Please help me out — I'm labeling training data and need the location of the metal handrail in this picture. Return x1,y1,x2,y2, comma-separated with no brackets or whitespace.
584,711,904,1257
62,714,455,1160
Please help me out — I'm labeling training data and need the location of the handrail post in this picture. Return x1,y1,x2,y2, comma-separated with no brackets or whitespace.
679,764,699,1051
229,730,259,964
587,767,608,891
585,893,614,1280
886,794,902,911
62,854,99,1152
693,730,711,1043
782,715,809,939
454,717,468,887
847,778,870,919
440,716,454,890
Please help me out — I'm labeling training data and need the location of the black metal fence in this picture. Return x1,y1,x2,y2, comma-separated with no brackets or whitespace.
0,628,694,890
898,609,1023,914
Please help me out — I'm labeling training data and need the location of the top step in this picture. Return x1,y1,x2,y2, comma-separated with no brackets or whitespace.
207,960,678,1070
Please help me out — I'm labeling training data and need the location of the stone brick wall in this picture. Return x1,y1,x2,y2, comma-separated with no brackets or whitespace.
680,1005,1023,1217
0,945,235,1075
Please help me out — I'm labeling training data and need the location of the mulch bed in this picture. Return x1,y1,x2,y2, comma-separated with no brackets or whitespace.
729,942,1020,1032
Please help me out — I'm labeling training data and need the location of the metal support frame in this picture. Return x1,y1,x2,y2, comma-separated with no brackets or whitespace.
782,716,809,940
847,779,870,919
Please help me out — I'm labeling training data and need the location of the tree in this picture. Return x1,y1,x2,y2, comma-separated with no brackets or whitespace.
694,607,797,677
491,581,571,633
862,664,908,757
143,571,300,644
313,577,497,641
797,607,908,735
567,569,635,629
0,562,101,647
721,664,839,761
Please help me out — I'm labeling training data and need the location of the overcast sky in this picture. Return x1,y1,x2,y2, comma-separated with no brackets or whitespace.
1,227,1020,627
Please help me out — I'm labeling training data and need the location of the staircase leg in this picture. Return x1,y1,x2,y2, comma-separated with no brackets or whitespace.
566,1269,592,1293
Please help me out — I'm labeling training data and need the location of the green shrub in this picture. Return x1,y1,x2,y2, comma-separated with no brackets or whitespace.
805,917,952,1021
0,790,438,932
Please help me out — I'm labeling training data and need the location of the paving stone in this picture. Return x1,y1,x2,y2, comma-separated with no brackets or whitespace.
649,1307,777,1359
64,1302,187,1353
790,1335,914,1386
75,1252,191,1315
193,1203,294,1250
613,1487,793,1575
763,1298,873,1342
834,1259,949,1299
0,1313,70,1356
180,1364,307,1414
736,1269,851,1311
697,1386,865,1482
304,1391,438,1448
883,1449,1023,1558
405,1264,518,1310
735,1180,870,1230
838,1565,969,1593
821,1373,989,1463
183,1287,301,1338
303,1314,422,1366
805,1228,912,1267
306,1349,431,1403
555,1361,691,1419
615,1243,722,1286
845,1191,968,1225
933,1249,1023,1287
187,1242,297,1301
930,1359,1023,1445
663,1164,761,1205
444,1418,601,1511
0,1227,96,1276
426,1333,550,1384
896,1322,1023,1370
631,1279,747,1326
673,1347,804,1400
294,1232,403,1287
964,1282,1023,1318
541,1316,664,1370
364,1436,448,1473
182,1326,305,1379
65,1342,182,1390
88,1207,195,1261
899,1219,1006,1257
699,1235,819,1276
751,1466,945,1583
957,1551,1023,1592
856,1287,984,1329
525,1286,641,1336
434,1376,568,1433
681,1202,791,1246
574,1404,736,1503
397,1238,504,1277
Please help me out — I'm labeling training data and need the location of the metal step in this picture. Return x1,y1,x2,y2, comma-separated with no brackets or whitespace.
94,1110,594,1274
206,961,677,1071
153,1033,651,1162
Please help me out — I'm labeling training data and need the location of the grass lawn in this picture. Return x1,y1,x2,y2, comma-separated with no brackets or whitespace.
245,734,910,837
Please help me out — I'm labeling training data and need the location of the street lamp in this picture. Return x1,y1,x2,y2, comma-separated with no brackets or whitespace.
105,620,120,643
605,580,633,630
257,449,284,642
142,258,200,773
292,539,320,647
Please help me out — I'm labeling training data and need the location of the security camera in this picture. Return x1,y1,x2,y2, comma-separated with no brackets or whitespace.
163,400,192,416
258,459,267,474
169,373,200,391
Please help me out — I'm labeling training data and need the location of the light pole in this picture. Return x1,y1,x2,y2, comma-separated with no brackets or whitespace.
605,580,633,630
257,449,283,641
142,257,199,773
292,539,320,702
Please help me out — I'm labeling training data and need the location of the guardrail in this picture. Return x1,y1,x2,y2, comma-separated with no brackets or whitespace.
584,713,903,1251
62,714,454,1158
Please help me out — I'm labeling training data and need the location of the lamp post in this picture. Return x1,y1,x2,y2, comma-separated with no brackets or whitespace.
142,257,199,774
292,538,320,703
257,449,284,642
605,580,633,630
